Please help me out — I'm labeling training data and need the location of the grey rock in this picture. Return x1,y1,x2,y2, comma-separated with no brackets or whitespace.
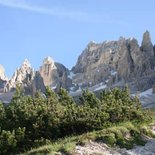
40,56,57,86
40,57,72,91
71,31,155,93
153,84,155,94
141,30,155,70
4,59,45,95
141,30,153,52
0,64,8,93
4,59,33,92
25,71,46,96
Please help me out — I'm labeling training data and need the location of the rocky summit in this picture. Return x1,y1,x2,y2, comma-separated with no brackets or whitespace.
40,57,72,90
1,31,155,105
2,59,45,96
71,31,155,94
0,64,8,93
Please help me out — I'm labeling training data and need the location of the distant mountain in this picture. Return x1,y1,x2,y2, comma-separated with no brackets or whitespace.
0,31,155,104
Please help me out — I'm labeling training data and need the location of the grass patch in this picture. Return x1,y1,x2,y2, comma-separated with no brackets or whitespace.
25,119,155,155
94,122,147,149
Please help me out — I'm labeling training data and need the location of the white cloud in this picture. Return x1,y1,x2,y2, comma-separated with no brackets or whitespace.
0,0,129,25
0,0,96,22
0,0,28,8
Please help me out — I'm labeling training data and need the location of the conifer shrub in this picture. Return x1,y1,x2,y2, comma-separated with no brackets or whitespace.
0,86,151,154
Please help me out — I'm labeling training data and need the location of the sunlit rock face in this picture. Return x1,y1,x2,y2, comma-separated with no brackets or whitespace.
40,56,72,90
0,64,8,81
4,59,33,92
71,31,155,92
0,64,8,93
40,56,57,86
4,59,45,95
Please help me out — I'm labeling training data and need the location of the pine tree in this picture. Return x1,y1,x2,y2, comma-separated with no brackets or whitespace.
58,88,74,106
0,102,5,128
80,89,100,108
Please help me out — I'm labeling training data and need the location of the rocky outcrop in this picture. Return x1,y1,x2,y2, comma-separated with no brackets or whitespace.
140,31,155,71
71,31,155,92
153,84,155,94
40,56,57,86
24,71,45,96
73,139,155,155
40,57,72,90
141,31,154,53
0,64,7,80
0,64,8,92
4,59,33,92
4,59,45,95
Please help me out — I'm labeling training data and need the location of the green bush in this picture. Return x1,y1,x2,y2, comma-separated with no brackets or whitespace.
0,130,17,154
0,86,150,154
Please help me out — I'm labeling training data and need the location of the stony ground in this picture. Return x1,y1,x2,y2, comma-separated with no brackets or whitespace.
73,127,155,155
74,141,122,155
73,139,155,155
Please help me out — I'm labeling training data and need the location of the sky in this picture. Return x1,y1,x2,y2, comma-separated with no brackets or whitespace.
0,0,155,77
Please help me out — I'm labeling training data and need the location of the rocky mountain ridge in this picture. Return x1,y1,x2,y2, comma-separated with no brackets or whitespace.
71,31,155,93
0,30,155,103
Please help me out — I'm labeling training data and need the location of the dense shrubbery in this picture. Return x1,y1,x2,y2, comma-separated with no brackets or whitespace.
0,86,149,154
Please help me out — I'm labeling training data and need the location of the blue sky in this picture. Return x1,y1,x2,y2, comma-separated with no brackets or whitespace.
0,0,155,77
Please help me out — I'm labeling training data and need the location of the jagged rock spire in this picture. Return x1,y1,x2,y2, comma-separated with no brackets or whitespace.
141,30,153,52
22,59,31,68
40,56,57,86
0,64,8,80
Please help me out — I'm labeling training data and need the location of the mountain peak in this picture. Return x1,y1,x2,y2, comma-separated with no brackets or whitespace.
0,64,5,77
22,59,31,68
144,30,150,35
142,30,151,41
43,56,55,65
141,30,153,52
0,64,8,80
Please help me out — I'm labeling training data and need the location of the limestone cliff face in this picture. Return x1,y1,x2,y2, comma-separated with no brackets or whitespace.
24,71,46,96
55,62,72,90
4,59,33,92
0,64,8,80
140,31,155,71
0,64,8,92
40,57,72,90
40,57,57,86
71,31,155,92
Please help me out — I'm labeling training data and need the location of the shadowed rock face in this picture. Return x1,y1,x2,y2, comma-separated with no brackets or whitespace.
141,30,154,52
24,71,46,96
40,57,72,91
